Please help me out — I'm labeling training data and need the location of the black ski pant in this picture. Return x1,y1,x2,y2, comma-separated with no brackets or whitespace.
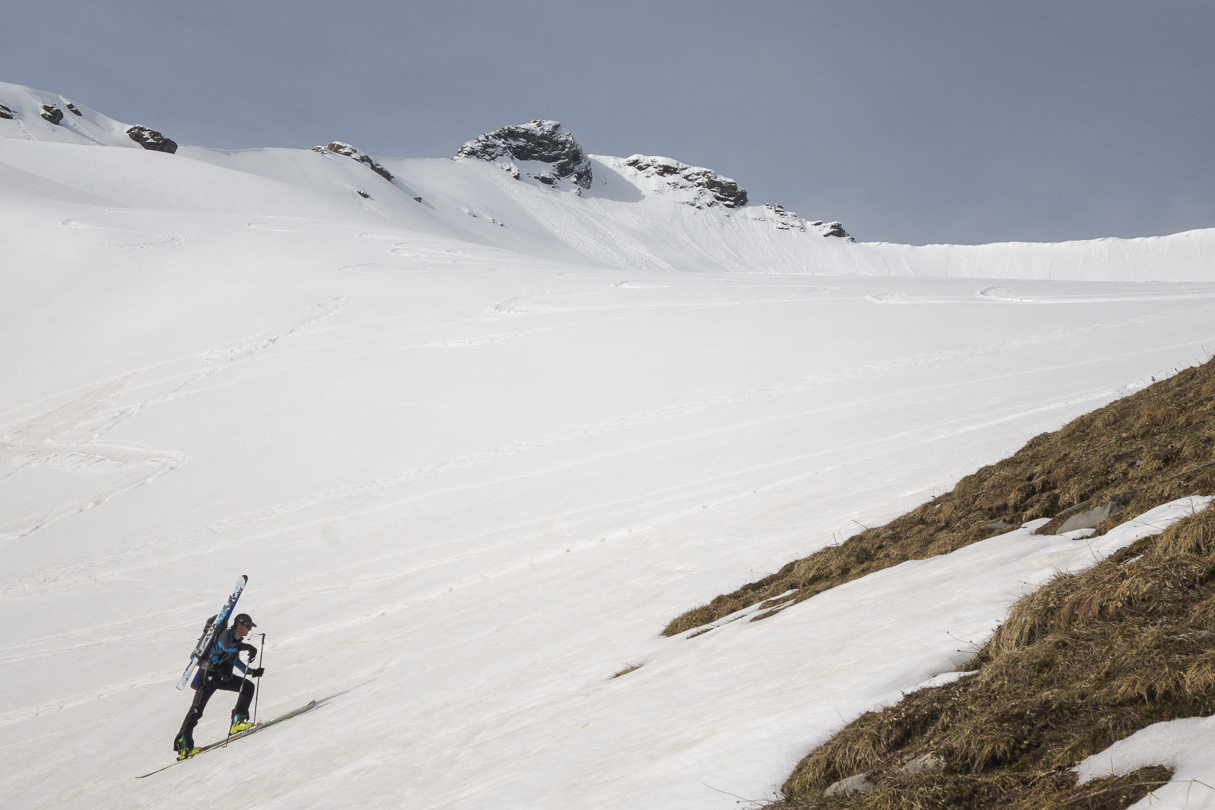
175,669,254,749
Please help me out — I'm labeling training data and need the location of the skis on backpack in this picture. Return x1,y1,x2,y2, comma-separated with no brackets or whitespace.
176,575,247,690
137,700,317,779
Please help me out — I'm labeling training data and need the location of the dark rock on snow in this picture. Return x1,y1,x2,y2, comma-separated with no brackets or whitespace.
623,154,748,209
729,201,850,240
816,221,851,239
66,102,82,116
41,104,64,125
454,120,848,235
456,120,593,190
312,142,394,182
763,203,804,230
0,104,14,120
126,125,178,154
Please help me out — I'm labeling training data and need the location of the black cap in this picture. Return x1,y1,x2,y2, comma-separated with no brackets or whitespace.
233,613,257,628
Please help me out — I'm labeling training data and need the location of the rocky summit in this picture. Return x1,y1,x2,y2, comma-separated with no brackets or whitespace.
456,120,593,190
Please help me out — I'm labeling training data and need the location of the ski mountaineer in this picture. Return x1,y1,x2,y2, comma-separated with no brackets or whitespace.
174,613,265,759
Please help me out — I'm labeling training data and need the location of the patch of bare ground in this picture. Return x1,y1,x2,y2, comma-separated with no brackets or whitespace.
662,358,1215,809
612,662,645,678
665,359,1215,638
772,766,1172,810
770,503,1215,808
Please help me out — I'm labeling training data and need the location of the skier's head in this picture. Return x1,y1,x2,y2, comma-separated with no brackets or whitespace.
233,613,257,638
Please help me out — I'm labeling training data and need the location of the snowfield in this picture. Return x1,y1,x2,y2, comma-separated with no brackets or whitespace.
3,81,1215,808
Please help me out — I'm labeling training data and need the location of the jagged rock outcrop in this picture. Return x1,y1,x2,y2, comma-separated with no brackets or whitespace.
748,203,852,240
66,103,82,116
762,203,805,231
622,155,748,210
41,104,64,125
816,220,850,239
456,120,592,190
126,125,178,154
311,141,393,182
0,104,14,120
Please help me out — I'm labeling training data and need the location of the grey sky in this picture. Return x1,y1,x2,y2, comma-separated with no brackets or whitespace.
4,1,1212,245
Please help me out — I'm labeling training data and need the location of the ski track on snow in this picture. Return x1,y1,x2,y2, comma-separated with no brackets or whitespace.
0,299,345,543
1,378,1083,718
4,260,1214,787
0,318,1188,607
195,279,1211,384
59,218,191,250
4,272,1211,593
865,285,1215,306
483,285,836,315
976,284,1215,304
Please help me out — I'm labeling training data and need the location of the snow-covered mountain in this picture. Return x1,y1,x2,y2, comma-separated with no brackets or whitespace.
2,81,1215,810
0,81,177,151
5,80,1214,282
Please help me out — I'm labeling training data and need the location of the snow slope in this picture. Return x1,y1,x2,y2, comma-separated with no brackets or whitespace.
2,83,1215,809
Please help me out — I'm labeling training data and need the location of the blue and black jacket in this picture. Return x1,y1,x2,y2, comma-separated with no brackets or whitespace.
198,627,255,680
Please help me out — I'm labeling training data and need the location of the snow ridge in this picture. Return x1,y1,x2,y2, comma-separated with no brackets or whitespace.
0,81,176,150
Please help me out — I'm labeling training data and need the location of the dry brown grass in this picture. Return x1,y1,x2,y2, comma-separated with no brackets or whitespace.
652,359,1215,808
767,506,1215,809
772,767,1172,810
665,359,1215,637
612,662,645,678
710,358,1215,809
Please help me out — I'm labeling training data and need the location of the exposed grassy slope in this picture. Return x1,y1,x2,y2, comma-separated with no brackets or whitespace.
665,359,1215,637
661,357,1215,809
771,498,1215,809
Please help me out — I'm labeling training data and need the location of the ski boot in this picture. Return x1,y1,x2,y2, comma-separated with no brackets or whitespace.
175,737,200,761
229,714,255,735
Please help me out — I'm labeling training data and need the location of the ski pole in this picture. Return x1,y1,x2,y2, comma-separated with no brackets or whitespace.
253,632,265,724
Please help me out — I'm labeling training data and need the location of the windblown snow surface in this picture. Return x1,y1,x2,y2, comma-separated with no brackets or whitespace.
3,82,1215,809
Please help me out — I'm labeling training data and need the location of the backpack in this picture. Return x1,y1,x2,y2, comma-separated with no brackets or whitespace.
192,614,228,674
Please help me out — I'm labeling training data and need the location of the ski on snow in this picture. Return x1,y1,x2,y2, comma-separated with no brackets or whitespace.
137,700,317,778
176,575,247,691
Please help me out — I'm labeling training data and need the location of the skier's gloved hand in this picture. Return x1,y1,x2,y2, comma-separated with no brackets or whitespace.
245,648,257,663
247,667,265,678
